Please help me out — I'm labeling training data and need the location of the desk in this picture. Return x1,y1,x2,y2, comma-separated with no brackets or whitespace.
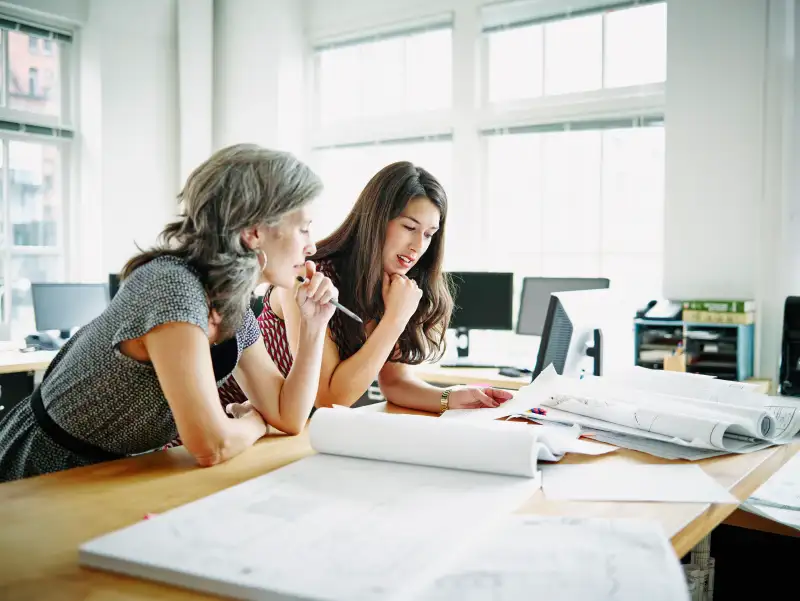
0,349,56,375
0,350,56,422
0,402,796,601
413,364,531,390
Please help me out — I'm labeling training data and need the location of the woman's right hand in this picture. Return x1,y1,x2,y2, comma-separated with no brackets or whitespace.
295,261,337,332
382,273,422,327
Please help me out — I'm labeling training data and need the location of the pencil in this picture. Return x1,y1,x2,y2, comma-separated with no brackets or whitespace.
296,276,363,323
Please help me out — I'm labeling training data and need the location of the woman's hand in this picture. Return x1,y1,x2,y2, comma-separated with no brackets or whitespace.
382,273,422,327
295,261,337,332
446,386,513,409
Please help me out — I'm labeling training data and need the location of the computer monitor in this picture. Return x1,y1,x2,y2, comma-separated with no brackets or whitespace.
447,271,514,360
108,273,121,300
517,277,610,336
32,283,109,342
532,289,611,379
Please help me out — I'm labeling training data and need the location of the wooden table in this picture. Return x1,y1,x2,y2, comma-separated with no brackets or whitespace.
0,350,55,375
412,364,531,390
0,401,797,601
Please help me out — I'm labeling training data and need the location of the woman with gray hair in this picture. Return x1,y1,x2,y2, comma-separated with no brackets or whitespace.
0,144,336,481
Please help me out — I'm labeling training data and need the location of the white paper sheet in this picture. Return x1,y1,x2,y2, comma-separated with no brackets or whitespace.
764,396,800,441
742,503,800,531
541,463,737,503
747,451,800,509
308,407,613,477
412,516,690,601
80,454,542,601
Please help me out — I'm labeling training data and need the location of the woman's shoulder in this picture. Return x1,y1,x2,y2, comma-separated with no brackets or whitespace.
125,255,203,291
119,255,207,314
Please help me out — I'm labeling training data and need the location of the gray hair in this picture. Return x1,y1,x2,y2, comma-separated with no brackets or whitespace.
123,144,323,339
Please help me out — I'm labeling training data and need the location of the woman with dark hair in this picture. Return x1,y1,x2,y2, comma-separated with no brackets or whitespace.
219,161,511,414
0,144,338,481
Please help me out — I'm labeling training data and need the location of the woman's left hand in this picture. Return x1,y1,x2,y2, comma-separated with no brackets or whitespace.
446,386,513,409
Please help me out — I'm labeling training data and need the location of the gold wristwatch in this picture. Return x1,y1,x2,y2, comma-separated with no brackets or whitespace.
440,388,451,414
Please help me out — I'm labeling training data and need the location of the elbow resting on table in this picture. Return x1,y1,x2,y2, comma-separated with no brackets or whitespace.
194,451,224,468
187,436,234,468
277,420,304,437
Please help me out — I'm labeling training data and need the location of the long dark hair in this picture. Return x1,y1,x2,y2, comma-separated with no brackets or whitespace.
122,144,322,340
313,161,453,364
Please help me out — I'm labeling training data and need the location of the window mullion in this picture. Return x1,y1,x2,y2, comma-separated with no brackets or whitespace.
3,137,11,327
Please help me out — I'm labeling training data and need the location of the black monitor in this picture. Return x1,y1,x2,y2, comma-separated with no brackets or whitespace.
517,277,610,336
532,290,605,379
108,273,121,300
447,271,513,360
32,283,109,342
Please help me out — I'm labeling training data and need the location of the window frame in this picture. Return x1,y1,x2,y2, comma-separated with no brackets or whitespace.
310,15,455,149
476,1,666,286
0,13,76,333
479,1,666,129
305,0,667,287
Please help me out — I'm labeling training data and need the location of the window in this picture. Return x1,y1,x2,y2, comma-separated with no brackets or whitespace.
311,21,455,243
315,25,452,125
28,67,37,96
0,21,74,338
484,120,664,297
311,137,453,241
481,1,666,299
485,2,666,102
308,2,666,299
8,30,62,116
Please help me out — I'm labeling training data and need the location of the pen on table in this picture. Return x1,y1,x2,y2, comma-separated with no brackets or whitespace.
296,276,363,323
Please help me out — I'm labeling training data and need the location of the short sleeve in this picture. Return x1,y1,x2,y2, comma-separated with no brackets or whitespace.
111,257,209,347
236,305,261,351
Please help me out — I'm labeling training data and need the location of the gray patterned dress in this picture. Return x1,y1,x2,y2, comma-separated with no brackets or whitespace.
0,256,260,482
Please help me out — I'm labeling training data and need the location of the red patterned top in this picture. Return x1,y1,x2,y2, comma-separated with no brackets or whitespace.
216,259,338,411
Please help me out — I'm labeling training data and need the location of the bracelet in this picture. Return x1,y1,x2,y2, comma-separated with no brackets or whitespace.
440,388,451,414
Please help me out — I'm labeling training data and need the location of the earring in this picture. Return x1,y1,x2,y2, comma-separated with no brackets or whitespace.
256,249,268,272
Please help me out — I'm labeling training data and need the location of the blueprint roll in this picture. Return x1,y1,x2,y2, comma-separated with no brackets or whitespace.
308,407,547,478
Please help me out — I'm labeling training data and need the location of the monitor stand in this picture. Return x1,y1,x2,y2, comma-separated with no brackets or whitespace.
585,328,603,376
455,327,470,360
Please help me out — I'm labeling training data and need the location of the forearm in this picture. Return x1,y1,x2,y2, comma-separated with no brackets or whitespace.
379,373,444,413
276,323,327,433
319,319,405,408
193,411,266,467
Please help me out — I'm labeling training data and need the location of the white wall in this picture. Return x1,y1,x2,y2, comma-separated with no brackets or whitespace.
663,0,766,300
213,0,305,154
178,0,213,185
80,0,179,275
663,0,800,379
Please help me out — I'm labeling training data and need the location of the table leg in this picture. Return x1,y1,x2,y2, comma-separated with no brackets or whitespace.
686,533,714,601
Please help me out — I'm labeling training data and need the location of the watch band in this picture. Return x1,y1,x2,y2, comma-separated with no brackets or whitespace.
440,388,451,414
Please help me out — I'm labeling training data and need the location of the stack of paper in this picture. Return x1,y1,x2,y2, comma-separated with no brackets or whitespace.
442,365,800,460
